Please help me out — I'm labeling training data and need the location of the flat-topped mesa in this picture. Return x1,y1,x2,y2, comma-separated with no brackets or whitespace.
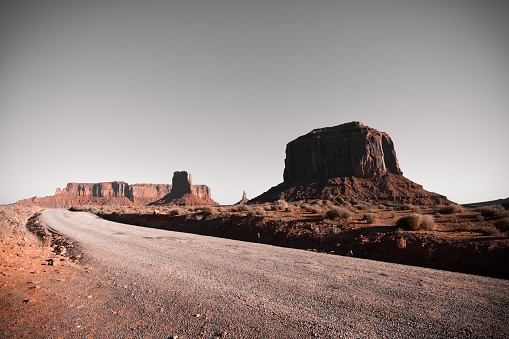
59,181,134,199
283,121,402,182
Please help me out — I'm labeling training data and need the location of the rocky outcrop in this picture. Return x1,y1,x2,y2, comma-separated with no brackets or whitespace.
235,191,249,205
149,171,218,206
284,121,402,181
251,121,451,205
17,175,216,207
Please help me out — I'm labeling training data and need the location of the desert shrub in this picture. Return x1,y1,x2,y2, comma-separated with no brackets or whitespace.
237,204,250,212
476,215,485,223
401,204,420,212
438,205,464,214
355,204,368,211
300,203,311,210
362,213,376,224
478,206,509,218
324,207,352,220
395,213,423,231
168,208,185,216
286,204,297,212
480,225,503,237
308,205,323,214
274,200,289,211
494,217,509,232
421,215,436,231
397,236,407,249
247,207,266,217
456,222,475,232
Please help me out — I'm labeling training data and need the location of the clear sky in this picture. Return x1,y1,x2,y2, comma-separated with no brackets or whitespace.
1,0,508,205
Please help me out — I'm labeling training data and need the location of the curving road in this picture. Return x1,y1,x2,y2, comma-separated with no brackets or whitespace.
41,209,509,338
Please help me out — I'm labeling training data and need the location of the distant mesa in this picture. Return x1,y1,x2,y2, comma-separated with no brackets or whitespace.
149,171,218,206
235,191,249,205
251,121,451,205
17,172,217,208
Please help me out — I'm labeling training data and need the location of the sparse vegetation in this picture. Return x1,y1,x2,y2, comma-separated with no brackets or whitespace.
323,207,352,220
494,217,509,232
438,205,464,214
274,199,289,211
478,206,509,218
421,215,436,231
395,213,423,231
397,236,407,249
362,213,376,224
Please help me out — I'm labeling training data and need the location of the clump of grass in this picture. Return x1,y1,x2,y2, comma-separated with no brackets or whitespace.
438,205,464,214
395,213,423,231
362,213,376,224
397,236,407,249
323,207,352,220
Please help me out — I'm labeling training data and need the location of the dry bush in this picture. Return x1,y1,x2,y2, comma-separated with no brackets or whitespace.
478,206,509,218
396,213,423,231
421,215,436,231
355,204,368,211
274,200,289,211
401,204,420,212
397,236,407,249
438,205,464,214
493,217,509,233
323,207,352,220
286,204,297,212
480,225,503,237
247,207,266,217
362,213,376,224
168,208,185,216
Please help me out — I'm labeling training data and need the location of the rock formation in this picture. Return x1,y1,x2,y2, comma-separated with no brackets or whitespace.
251,121,451,205
149,171,218,206
235,191,249,205
284,121,402,181
17,175,216,207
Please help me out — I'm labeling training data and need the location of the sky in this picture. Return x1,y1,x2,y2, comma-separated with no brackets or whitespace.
1,0,508,205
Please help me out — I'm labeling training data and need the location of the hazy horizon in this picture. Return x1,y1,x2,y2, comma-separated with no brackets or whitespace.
1,0,508,205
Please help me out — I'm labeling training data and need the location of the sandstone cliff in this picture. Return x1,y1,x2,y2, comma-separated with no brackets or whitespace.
284,121,402,181
17,177,216,207
251,121,451,205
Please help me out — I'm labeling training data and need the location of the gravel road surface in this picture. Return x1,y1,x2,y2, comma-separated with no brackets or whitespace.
40,209,509,338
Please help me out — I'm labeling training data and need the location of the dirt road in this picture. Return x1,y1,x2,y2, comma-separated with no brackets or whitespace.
27,209,509,338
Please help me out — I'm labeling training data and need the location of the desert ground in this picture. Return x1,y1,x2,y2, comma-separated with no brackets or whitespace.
0,206,509,338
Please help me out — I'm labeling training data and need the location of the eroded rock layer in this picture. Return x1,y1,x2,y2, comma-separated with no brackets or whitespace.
17,179,215,207
284,121,402,181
